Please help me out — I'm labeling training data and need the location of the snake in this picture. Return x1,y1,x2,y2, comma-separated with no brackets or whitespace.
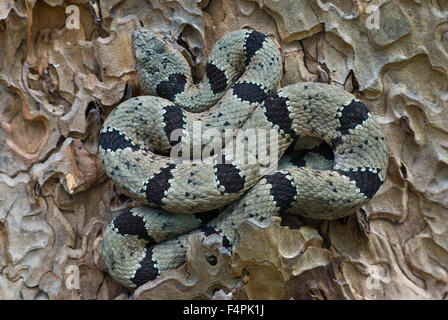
99,29,388,289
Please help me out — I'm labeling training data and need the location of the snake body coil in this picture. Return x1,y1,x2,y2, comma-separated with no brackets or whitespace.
99,29,388,288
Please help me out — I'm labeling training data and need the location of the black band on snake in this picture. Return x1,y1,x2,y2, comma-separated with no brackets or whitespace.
99,29,388,289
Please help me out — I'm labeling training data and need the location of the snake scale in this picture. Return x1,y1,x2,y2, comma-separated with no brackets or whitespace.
99,29,388,289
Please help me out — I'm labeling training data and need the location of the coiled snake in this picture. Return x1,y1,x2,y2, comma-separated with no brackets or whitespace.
99,29,388,289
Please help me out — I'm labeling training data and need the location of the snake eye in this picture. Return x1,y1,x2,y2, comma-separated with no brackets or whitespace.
153,41,165,54
134,46,150,63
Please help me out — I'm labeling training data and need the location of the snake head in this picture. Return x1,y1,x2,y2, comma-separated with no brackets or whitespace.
132,29,169,63
131,29,191,96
